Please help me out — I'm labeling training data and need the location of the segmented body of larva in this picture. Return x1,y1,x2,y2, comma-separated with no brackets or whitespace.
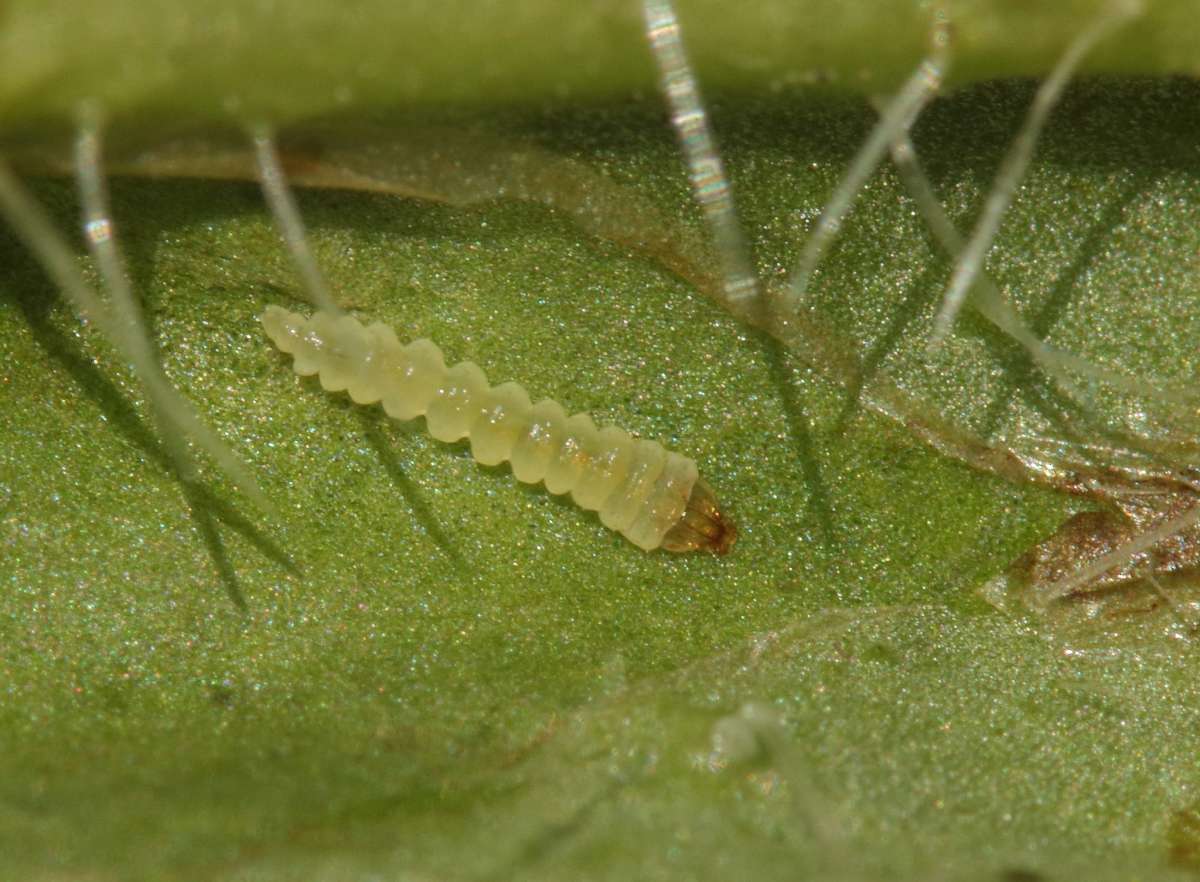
261,306,736,554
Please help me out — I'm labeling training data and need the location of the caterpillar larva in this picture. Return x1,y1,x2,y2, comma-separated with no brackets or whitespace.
261,306,736,554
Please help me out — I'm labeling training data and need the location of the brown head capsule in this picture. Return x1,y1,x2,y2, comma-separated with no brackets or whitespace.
660,479,737,555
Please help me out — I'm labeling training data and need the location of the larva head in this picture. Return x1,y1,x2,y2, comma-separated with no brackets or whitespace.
661,479,737,555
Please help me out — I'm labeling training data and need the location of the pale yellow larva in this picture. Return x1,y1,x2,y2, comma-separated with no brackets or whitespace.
261,307,736,554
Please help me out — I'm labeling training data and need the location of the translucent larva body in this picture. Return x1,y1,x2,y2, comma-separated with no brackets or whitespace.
261,306,735,553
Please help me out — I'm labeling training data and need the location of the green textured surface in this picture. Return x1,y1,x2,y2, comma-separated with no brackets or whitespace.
0,0,1198,139
2,4,1200,882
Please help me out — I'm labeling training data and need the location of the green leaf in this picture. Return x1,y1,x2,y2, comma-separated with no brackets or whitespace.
2,4,1199,880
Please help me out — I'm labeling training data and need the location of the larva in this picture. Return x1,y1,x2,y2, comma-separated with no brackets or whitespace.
261,306,736,554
